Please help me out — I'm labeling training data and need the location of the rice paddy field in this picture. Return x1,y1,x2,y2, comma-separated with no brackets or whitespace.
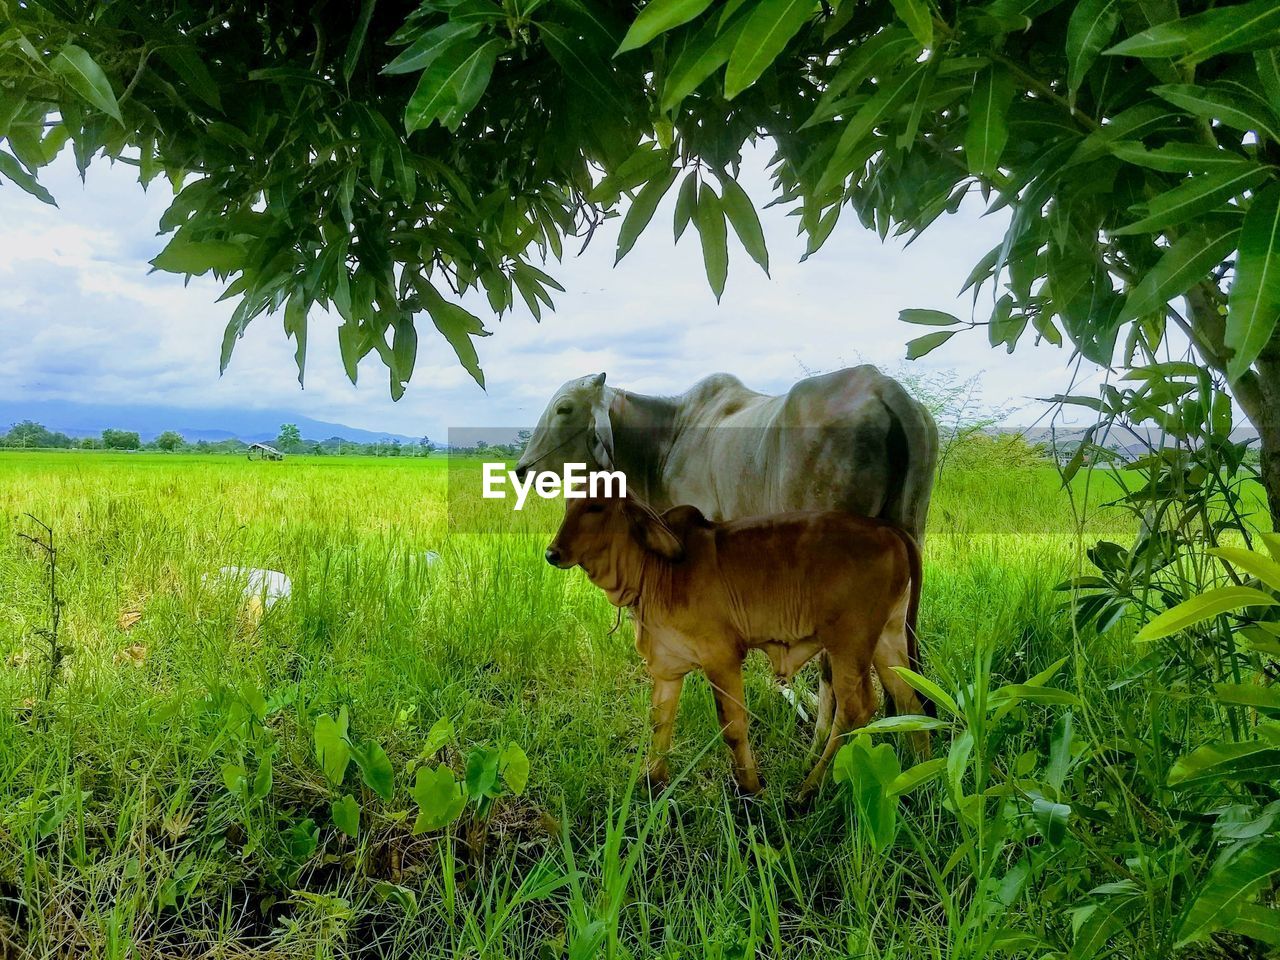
0,451,1215,958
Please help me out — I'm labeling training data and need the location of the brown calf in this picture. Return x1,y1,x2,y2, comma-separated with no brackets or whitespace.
545,494,927,799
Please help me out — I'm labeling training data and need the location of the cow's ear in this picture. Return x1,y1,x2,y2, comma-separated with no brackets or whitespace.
590,399,614,469
625,500,684,561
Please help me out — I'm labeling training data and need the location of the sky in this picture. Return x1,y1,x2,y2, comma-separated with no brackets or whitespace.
0,145,1104,438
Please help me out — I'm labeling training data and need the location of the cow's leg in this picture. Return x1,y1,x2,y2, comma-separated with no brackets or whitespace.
646,674,685,787
812,652,835,755
798,649,876,800
705,659,762,795
872,588,931,757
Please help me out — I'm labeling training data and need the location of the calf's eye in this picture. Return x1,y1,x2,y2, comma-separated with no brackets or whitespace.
585,502,605,514
556,404,572,416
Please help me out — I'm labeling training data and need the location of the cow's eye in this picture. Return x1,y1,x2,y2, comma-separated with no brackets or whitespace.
556,404,572,416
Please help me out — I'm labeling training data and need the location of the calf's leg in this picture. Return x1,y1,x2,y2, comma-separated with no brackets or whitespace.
812,652,835,756
873,588,931,757
704,660,763,795
798,649,877,800
646,674,685,786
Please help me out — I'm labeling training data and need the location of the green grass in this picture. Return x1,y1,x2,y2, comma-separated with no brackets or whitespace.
0,451,1142,958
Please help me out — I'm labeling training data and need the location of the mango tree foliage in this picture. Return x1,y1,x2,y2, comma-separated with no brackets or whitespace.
2,0,1280,511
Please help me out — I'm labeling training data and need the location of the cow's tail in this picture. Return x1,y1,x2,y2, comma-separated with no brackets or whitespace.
887,523,932,717
878,380,938,544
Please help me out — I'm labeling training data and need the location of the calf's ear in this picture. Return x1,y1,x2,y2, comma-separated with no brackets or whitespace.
625,500,684,561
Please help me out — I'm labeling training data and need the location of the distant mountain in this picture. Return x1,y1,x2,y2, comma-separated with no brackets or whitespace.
0,399,421,445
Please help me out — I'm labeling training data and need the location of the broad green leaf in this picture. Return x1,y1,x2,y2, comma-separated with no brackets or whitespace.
465,746,502,798
351,741,395,801
1119,218,1240,322
718,174,769,274
1230,904,1280,946
660,13,745,110
500,743,530,795
900,309,961,326
222,762,246,796
1110,140,1248,173
1136,586,1277,642
404,39,503,133
1066,0,1122,94
441,39,504,131
1226,183,1280,380
418,281,490,388
1111,165,1268,236
890,666,959,717
382,22,481,75
695,183,728,301
887,757,945,795
832,736,900,851
906,330,955,359
1105,0,1280,66
947,729,974,802
1176,843,1280,947
1032,798,1071,845
51,45,121,122
965,64,1015,178
1211,544,1280,593
424,716,454,756
889,0,932,48
314,709,351,786
862,714,947,732
724,0,814,100
616,166,678,262
410,764,468,833
1214,683,1280,714
817,61,926,194
251,755,273,800
331,794,360,838
0,149,55,205
1259,49,1280,115
616,0,715,55
1153,83,1280,144
673,170,698,240
1170,736,1280,784
151,236,244,276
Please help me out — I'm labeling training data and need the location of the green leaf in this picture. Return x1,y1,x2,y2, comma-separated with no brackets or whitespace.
1230,904,1280,946
906,330,955,359
1136,586,1278,642
1153,83,1280,144
51,45,121,123
222,762,246,796
331,794,360,838
500,743,530,795
890,666,959,717
251,755,273,800
1226,183,1280,380
417,281,490,389
411,764,467,833
404,39,504,133
151,236,244,276
1066,0,1122,94
1032,797,1071,845
0,149,56,205
965,64,1015,178
351,740,395,801
1212,545,1280,593
423,717,454,756
1214,683,1280,714
724,0,814,100
155,47,222,110
1176,843,1280,947
673,170,698,241
344,0,378,83
616,166,678,262
862,714,948,732
1105,0,1280,66
886,757,945,796
695,183,728,301
1170,735,1280,784
540,22,629,114
817,61,926,194
900,308,961,326
889,0,932,48
1258,49,1280,115
660,13,745,110
465,746,502,798
382,22,481,75
314,709,351,786
616,0,715,55
1110,140,1248,173
717,174,769,275
1119,217,1241,322
1110,165,1268,237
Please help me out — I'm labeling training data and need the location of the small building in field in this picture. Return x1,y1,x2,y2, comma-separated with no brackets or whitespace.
247,443,284,461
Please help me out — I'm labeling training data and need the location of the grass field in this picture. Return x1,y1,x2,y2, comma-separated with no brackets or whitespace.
0,451,1172,958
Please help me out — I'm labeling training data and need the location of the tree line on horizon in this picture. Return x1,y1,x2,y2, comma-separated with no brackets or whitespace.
0,421,437,457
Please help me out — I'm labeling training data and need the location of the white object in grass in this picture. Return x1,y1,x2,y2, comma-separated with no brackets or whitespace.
209,566,293,609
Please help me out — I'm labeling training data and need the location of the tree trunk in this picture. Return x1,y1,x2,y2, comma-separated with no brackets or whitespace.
1185,283,1280,531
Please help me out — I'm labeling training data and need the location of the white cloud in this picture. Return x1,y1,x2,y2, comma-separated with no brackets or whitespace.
0,147,1101,437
